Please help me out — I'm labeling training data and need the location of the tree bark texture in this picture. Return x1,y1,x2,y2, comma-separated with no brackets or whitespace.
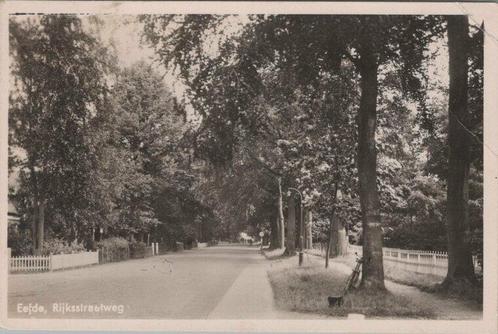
36,201,45,255
284,195,296,256
330,219,348,257
277,177,285,248
270,215,281,249
305,209,313,249
444,15,476,284
325,183,338,268
31,202,38,254
357,50,385,290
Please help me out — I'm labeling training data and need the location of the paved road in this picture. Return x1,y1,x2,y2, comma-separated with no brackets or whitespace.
8,246,314,319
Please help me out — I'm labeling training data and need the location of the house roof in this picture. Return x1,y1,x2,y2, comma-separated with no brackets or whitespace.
8,200,19,216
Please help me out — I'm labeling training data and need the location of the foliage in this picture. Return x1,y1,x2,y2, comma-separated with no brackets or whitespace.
130,241,148,258
9,15,113,243
7,15,483,276
96,237,130,252
42,238,86,255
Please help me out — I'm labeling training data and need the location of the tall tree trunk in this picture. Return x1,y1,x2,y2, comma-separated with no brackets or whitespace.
305,209,313,249
325,213,335,269
31,202,38,254
330,218,348,258
270,215,280,249
325,181,339,268
444,15,476,285
284,195,296,256
28,158,40,255
277,177,285,249
357,50,385,290
36,201,45,255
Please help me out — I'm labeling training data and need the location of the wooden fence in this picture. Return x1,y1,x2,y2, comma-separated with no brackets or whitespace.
9,241,188,273
9,251,98,272
309,243,482,277
9,255,51,272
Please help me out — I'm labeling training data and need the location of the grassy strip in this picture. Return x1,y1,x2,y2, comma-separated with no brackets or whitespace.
267,257,435,319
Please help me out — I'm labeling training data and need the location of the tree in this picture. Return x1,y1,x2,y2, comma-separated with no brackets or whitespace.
285,194,297,255
105,61,185,240
141,15,442,290
9,15,112,251
443,15,476,286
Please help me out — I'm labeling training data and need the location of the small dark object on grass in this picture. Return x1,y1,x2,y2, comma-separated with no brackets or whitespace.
328,253,363,308
328,296,343,307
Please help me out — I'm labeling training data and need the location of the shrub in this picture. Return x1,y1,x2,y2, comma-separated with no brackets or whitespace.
97,237,130,263
130,241,148,258
42,238,86,255
96,237,129,251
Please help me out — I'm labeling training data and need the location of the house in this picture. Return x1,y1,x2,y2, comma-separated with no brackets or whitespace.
8,200,20,230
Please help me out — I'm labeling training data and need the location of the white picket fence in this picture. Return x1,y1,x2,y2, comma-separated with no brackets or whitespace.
309,243,481,277
9,255,51,272
9,251,99,273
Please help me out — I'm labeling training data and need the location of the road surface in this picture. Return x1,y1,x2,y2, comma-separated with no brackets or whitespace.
8,246,318,319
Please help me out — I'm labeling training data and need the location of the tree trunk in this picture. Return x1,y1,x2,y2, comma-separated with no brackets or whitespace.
270,215,280,249
36,201,45,255
357,50,385,290
325,182,338,268
325,214,334,269
277,177,285,249
444,15,476,285
330,219,348,257
29,160,40,255
284,195,296,256
305,209,313,249
31,202,38,254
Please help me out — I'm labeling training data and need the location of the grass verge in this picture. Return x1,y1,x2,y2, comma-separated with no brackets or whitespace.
267,257,435,319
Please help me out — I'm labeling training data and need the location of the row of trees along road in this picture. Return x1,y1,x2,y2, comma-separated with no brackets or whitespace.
141,14,482,291
9,16,223,256
8,14,482,294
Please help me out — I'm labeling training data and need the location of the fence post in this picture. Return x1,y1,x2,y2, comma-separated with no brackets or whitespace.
49,254,53,271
